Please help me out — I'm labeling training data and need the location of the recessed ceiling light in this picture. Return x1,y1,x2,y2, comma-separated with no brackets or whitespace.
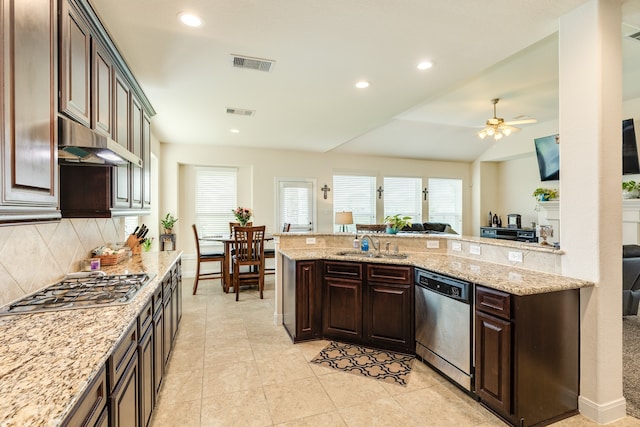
417,61,434,70
230,129,240,133
178,12,203,27
355,81,370,89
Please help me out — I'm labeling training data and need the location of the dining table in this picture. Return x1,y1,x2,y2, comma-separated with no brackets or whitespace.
200,233,274,292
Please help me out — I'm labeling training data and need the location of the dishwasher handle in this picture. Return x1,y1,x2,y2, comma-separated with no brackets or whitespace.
415,268,471,303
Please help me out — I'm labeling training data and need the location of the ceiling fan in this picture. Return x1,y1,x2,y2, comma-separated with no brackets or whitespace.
478,98,537,140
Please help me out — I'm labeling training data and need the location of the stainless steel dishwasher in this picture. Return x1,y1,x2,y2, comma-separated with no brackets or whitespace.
415,268,473,391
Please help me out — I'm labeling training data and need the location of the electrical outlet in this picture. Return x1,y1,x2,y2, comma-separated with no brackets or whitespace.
305,237,316,245
451,242,462,252
426,240,440,249
470,264,480,273
509,272,523,281
469,245,481,255
508,251,523,263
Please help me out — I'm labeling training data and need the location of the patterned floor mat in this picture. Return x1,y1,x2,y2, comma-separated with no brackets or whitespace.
310,341,415,386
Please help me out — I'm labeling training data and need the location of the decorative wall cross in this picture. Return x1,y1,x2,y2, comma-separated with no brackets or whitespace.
321,184,331,199
422,187,428,201
377,186,384,199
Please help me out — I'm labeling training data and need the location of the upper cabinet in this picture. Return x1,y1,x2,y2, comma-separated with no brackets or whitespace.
58,0,155,217
0,0,60,223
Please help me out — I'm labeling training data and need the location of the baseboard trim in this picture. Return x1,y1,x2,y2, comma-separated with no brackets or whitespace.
578,395,626,424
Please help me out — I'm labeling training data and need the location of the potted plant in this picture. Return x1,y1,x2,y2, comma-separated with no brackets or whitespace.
383,214,412,234
623,180,639,199
161,213,178,234
232,207,253,226
141,237,153,252
532,188,559,202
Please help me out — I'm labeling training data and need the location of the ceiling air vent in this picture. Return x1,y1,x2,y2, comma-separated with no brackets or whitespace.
226,108,255,117
231,54,275,72
623,23,640,42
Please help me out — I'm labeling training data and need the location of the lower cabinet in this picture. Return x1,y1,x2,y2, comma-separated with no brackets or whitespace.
62,365,108,426
364,264,414,353
109,324,139,427
152,292,164,400
283,259,322,341
323,261,363,342
474,285,579,426
138,301,154,427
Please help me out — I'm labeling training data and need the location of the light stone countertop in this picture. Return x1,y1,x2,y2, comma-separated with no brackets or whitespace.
278,248,592,295
0,251,182,427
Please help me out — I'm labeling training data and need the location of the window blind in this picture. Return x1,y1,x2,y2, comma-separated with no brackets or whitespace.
383,176,422,223
428,178,462,234
195,167,237,239
278,181,313,232
333,174,376,230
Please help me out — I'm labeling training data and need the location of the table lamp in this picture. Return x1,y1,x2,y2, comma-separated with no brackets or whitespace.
335,211,353,232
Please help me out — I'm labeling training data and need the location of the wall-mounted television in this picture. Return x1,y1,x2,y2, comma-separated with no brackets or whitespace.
623,118,640,175
534,134,560,181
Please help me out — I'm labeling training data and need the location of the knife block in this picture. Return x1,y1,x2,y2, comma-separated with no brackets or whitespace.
126,234,142,255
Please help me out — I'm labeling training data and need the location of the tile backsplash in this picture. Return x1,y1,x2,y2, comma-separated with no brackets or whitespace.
0,218,124,307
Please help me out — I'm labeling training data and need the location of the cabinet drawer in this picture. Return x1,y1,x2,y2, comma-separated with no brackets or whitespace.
324,261,363,280
367,265,412,284
152,285,163,314
109,323,137,392
63,365,107,427
476,286,511,320
138,300,153,338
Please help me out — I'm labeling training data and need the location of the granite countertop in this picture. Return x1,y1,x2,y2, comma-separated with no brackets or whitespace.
278,248,592,295
0,251,182,427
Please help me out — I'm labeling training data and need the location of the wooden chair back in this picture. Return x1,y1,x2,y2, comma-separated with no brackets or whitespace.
356,224,386,234
282,223,291,232
231,225,265,300
229,221,253,234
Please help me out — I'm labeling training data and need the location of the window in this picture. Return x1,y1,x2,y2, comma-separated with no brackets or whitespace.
428,178,462,234
277,179,314,232
383,176,422,223
195,167,237,238
333,174,376,231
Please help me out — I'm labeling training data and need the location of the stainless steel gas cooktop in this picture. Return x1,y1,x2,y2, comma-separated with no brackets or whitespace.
0,272,155,315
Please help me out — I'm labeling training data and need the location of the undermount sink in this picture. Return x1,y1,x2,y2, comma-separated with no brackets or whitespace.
335,250,408,259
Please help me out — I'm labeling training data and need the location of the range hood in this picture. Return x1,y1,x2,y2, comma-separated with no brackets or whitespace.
58,117,142,167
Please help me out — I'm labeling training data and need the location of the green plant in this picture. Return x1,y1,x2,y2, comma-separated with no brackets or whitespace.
622,180,638,192
383,214,412,230
141,237,153,252
161,213,178,230
532,188,559,200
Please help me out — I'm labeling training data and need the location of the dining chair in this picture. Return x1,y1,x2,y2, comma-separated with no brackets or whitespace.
229,221,252,234
231,225,265,301
192,224,225,295
264,223,290,275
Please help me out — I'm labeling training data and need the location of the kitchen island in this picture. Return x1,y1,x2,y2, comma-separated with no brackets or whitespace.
274,232,592,427
0,251,182,426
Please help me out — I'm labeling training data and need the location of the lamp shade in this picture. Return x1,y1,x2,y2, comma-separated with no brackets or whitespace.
335,211,354,225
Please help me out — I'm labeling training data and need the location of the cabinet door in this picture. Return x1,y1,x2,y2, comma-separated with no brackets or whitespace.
295,261,322,341
153,309,164,398
59,0,90,126
92,41,113,136
131,96,143,208
110,354,140,427
113,72,131,208
138,325,154,427
142,113,151,208
323,277,362,341
162,284,173,366
365,282,413,352
475,310,512,417
0,0,59,219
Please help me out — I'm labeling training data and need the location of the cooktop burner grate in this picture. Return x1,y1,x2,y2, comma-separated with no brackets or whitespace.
0,272,154,315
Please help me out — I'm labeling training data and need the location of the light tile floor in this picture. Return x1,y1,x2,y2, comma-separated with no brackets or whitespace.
149,275,640,427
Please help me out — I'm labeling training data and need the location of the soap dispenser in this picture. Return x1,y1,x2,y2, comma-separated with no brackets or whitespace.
361,238,369,252
353,235,359,250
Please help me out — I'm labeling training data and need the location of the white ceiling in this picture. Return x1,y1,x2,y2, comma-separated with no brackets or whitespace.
88,0,640,162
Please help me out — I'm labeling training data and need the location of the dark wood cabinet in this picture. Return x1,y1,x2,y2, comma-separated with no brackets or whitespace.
474,285,579,426
0,0,60,222
323,261,363,342
364,264,414,353
142,113,151,208
152,302,164,399
59,0,91,126
283,259,322,342
113,72,131,209
162,276,173,366
92,40,113,137
110,353,139,427
138,320,153,427
131,96,143,209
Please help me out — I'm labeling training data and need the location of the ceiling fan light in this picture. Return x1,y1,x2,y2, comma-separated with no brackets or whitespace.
478,130,487,139
502,127,512,136
486,127,495,136
494,132,503,140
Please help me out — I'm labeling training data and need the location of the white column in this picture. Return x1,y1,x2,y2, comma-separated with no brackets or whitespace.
559,0,625,423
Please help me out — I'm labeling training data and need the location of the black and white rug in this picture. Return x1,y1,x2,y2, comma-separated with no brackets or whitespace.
624,315,640,419
310,341,414,386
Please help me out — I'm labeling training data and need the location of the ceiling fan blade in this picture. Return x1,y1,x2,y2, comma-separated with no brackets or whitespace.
504,118,537,126
502,125,521,132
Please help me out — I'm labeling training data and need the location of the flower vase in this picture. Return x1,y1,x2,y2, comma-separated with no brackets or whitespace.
239,219,248,226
